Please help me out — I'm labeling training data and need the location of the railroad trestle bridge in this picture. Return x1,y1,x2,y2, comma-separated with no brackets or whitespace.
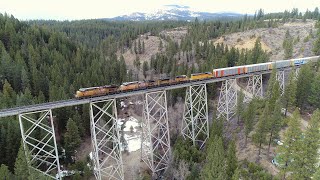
0,64,304,179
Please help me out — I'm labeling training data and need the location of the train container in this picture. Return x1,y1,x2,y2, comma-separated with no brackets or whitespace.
190,72,213,80
246,62,272,74
292,56,319,66
273,60,291,69
157,78,171,86
213,66,246,78
75,85,118,98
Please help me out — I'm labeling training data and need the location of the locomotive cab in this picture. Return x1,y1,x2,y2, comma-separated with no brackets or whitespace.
75,90,84,98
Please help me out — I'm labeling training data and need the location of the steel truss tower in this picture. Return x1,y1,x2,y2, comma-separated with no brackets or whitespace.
18,110,61,179
217,79,237,121
244,74,263,102
181,84,209,149
141,91,171,176
90,99,124,180
276,70,285,95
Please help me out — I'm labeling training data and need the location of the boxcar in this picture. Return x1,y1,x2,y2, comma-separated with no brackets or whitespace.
292,56,319,66
213,66,246,78
190,72,213,80
273,60,291,69
246,62,272,74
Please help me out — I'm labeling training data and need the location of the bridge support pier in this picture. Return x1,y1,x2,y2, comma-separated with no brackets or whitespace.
245,74,263,102
141,91,171,176
18,110,61,179
276,70,285,95
90,99,124,180
181,84,209,149
217,79,237,121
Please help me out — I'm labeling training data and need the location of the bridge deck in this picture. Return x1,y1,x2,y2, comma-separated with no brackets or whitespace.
0,69,287,118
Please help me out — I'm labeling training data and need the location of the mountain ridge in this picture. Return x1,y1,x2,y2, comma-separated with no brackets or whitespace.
104,5,244,21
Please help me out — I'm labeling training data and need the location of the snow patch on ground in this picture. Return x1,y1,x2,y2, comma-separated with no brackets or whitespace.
123,117,140,132
118,116,147,152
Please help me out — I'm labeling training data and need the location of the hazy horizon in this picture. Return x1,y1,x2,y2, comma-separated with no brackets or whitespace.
1,0,320,21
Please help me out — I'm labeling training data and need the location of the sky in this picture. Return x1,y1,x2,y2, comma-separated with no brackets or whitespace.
0,0,320,21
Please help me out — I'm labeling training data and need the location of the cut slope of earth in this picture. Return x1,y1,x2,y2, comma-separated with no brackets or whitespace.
212,19,317,60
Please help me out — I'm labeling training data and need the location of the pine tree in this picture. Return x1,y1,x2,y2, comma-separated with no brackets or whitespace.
266,68,277,99
308,72,320,108
134,55,141,71
201,136,227,180
268,80,280,112
226,139,238,179
296,64,313,109
142,40,145,53
291,109,320,179
142,61,149,79
210,117,224,138
283,70,297,116
134,40,137,54
267,101,282,152
236,90,245,124
283,30,293,59
313,168,320,180
20,67,30,91
231,168,241,180
64,118,81,159
159,39,163,51
253,102,269,157
277,109,302,179
313,23,320,55
1,79,16,108
0,125,6,165
244,99,257,146
0,164,12,179
138,39,142,54
14,143,29,179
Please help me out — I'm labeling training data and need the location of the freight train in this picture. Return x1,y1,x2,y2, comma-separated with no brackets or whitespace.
75,56,319,98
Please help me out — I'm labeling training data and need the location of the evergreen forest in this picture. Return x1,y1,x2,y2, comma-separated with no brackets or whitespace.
1,7,320,179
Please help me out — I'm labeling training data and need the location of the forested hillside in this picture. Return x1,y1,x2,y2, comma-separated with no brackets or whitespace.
0,7,320,179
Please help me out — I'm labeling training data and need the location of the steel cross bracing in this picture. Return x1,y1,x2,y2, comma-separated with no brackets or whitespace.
0,67,298,118
244,74,263,102
276,70,285,95
19,110,61,179
90,99,124,180
217,79,237,121
141,91,171,176
181,84,209,149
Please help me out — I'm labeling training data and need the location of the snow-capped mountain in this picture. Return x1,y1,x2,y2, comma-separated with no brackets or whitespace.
105,5,243,21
